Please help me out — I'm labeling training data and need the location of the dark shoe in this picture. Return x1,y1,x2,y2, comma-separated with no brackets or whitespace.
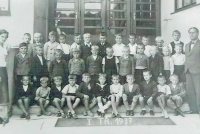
130,110,134,116
101,113,105,118
150,110,154,116
83,111,88,116
140,110,146,116
37,110,43,116
97,110,101,116
176,108,185,117
67,112,72,118
111,113,116,118
116,114,121,118
20,113,26,118
173,110,178,116
126,110,130,116
72,114,78,119
25,114,30,120
61,113,66,118
57,111,61,117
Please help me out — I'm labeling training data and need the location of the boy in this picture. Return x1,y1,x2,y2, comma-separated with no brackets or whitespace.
142,36,151,57
86,45,102,85
94,73,111,117
68,48,85,84
14,43,31,87
15,76,33,119
35,77,51,116
62,75,80,119
134,44,149,84
118,46,135,84
76,73,96,117
155,36,164,56
50,76,66,118
168,30,184,55
80,33,93,61
122,75,141,116
128,33,137,56
22,33,33,57
32,33,43,56
112,34,125,57
71,33,81,53
96,32,111,58
49,49,68,85
102,47,119,85
149,45,164,82
43,31,59,69
167,74,185,117
140,70,158,116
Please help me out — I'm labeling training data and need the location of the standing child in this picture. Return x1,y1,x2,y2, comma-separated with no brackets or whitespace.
134,44,149,84
112,34,125,57
68,48,85,84
172,44,186,82
57,34,71,62
118,46,135,84
50,76,66,118
155,36,165,56
62,75,80,119
22,33,33,57
122,75,141,116
102,47,119,85
167,74,185,117
76,73,96,117
162,46,174,83
128,33,137,56
80,33,93,61
142,36,151,57
43,31,59,69
15,76,33,119
71,33,81,54
110,75,123,118
35,77,51,116
32,33,43,56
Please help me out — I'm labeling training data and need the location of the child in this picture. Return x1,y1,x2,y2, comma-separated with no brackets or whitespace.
31,45,48,89
49,49,68,85
35,77,51,116
76,73,96,117
110,75,123,118
102,47,119,85
167,74,185,117
128,33,137,56
122,75,141,116
22,33,33,57
94,73,111,117
86,45,102,85
155,36,164,56
50,76,66,118
149,45,164,82
156,75,171,119
32,33,43,56
172,44,186,82
142,36,151,57
80,33,92,61
57,34,71,62
43,31,59,69
162,46,174,83
118,46,135,84
71,33,81,53
62,75,80,119
96,32,111,58
68,48,85,84
140,70,158,116
14,43,31,87
112,34,125,57
168,30,184,55
134,44,149,84
15,76,33,119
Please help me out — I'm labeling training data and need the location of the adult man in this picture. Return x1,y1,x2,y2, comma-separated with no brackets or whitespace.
185,27,200,115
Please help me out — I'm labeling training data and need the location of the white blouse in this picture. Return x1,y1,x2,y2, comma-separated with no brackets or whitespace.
0,45,8,67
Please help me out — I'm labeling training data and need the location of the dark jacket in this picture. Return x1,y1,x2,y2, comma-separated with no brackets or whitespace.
94,83,110,99
86,55,102,75
76,82,95,98
123,83,140,96
15,85,34,101
149,54,164,78
96,42,111,58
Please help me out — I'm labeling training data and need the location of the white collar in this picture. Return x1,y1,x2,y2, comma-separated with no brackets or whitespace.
106,56,114,59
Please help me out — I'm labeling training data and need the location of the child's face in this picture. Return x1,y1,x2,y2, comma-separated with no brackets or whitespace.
142,38,149,46
36,47,43,56
55,52,62,60
73,52,80,59
59,36,66,44
91,48,98,56
99,36,106,43
49,35,56,43
170,76,179,85
54,80,62,87
122,48,130,57
0,33,8,44
156,40,164,47
106,49,113,57
82,76,91,83
112,77,119,85
173,33,181,41
98,77,106,85
41,81,48,88
158,78,166,86
74,35,81,44
115,36,122,44
22,77,29,86
137,46,144,54
34,34,42,43
175,46,182,54
23,35,31,44
69,79,76,86
143,72,152,81
84,35,90,43
162,49,169,56
129,36,136,44
19,46,28,54
126,77,134,85
150,47,157,56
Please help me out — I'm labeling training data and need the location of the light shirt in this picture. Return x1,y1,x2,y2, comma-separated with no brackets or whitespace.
172,53,185,65
71,42,80,51
0,45,8,67
23,85,28,92
56,86,61,91
157,84,171,95
110,83,123,97
37,54,43,65
144,45,151,57
102,56,119,64
128,43,137,55
172,85,176,88
163,56,174,74
92,55,97,60
112,43,125,57
128,84,133,92
21,53,26,58
62,84,79,94
84,42,92,47
57,43,71,54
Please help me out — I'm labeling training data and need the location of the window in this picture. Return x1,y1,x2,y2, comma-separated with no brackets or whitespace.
175,0,196,11
0,0,10,16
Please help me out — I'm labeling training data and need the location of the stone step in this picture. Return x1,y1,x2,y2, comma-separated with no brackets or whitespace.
12,103,190,115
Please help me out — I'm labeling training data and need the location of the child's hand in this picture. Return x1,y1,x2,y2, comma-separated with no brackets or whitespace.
33,76,37,81
84,95,89,99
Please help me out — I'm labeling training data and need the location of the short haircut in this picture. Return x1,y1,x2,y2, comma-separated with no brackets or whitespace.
112,74,119,79
19,42,28,48
157,75,166,80
172,30,181,36
162,46,170,52
126,74,134,79
129,33,136,38
53,76,62,81
49,31,56,36
24,33,31,37
83,33,91,37
188,27,199,33
142,36,149,40
175,43,183,49
91,45,99,50
0,29,9,37
59,34,66,39
170,74,179,81
122,45,130,51
74,33,81,37
35,45,43,49
68,74,77,80
34,32,42,37
99,32,106,36
106,47,113,52
82,73,90,78
137,43,145,49
22,75,30,80
115,34,122,38
150,45,157,50
155,36,164,42
40,77,49,83
143,70,152,75
98,73,107,79
55,49,63,55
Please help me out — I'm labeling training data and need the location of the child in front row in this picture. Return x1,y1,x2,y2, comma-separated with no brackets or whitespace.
110,75,123,118
128,33,137,56
35,77,51,116
94,73,111,117
62,75,80,119
50,76,66,118
76,73,96,117
122,75,141,116
112,34,125,57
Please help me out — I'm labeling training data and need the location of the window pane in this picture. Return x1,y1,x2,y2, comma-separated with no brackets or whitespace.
58,28,75,35
183,0,191,6
84,11,101,18
109,28,127,35
136,12,155,19
136,21,156,27
111,0,127,2
84,28,101,35
84,20,101,26
110,3,127,10
176,0,182,9
136,0,155,2
55,11,75,18
85,3,101,10
110,12,127,19
56,19,75,26
56,3,75,9
136,29,156,36
110,20,127,27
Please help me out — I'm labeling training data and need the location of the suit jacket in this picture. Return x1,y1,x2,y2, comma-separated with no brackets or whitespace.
86,55,102,75
80,43,93,61
119,56,135,76
96,42,111,58
149,54,164,76
15,85,34,101
185,39,200,74
123,83,140,96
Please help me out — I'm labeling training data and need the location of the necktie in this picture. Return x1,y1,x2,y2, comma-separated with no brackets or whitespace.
190,41,195,51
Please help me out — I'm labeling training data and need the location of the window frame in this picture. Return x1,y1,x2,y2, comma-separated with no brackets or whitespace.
174,0,196,12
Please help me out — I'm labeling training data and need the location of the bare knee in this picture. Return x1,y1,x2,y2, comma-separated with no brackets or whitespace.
122,94,127,101
139,97,144,103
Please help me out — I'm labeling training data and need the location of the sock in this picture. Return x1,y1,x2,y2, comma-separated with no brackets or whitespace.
98,102,104,112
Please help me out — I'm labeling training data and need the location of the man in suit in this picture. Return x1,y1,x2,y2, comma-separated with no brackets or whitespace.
185,27,200,115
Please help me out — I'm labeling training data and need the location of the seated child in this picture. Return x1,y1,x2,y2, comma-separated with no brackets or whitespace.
94,73,111,117
140,70,158,116
50,76,66,118
68,48,85,84
142,36,151,57
80,33,93,61
149,45,164,82
102,47,119,85
156,75,171,119
35,77,51,116
128,33,137,56
167,74,185,117
112,34,125,57
122,75,141,116
71,33,81,56
62,75,80,119
32,33,43,56
118,46,135,84
15,76,33,119
155,36,164,56
110,75,123,118
76,73,96,117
